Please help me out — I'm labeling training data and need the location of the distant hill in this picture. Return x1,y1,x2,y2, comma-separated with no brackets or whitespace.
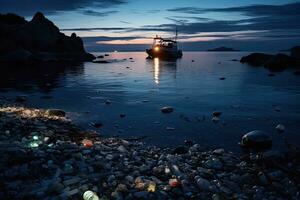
207,47,240,52
0,12,95,62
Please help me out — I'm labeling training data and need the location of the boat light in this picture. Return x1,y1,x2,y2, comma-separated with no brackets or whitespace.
154,46,159,51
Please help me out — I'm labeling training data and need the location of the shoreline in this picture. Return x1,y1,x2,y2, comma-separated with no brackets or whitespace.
0,99,299,199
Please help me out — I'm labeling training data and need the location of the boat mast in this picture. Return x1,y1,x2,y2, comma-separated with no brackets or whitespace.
175,27,178,41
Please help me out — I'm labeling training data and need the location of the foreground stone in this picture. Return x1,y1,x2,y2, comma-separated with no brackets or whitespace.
0,103,299,200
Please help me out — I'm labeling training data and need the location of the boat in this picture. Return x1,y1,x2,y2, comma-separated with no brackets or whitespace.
146,29,182,59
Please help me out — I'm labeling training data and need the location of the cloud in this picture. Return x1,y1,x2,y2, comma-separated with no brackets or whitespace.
0,0,127,16
141,2,300,36
80,10,118,17
167,2,300,17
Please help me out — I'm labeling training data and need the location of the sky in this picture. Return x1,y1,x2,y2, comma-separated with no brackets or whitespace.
1,0,300,51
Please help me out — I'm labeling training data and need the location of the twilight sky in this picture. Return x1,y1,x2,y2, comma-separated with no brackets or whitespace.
1,0,300,51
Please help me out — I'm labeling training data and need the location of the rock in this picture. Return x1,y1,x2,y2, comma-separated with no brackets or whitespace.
161,106,174,113
120,114,126,118
264,53,295,70
196,177,211,191
219,77,226,80
93,60,111,63
134,191,148,199
46,109,66,117
291,46,300,59
211,116,220,123
240,53,273,66
184,139,194,146
258,172,269,185
173,146,188,154
105,100,112,105
275,124,285,133
212,111,222,117
47,182,64,195
240,52,300,70
204,158,223,170
15,95,27,103
241,130,272,151
0,12,95,63
91,122,103,128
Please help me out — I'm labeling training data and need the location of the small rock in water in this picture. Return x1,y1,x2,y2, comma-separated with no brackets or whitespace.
161,106,174,113
166,127,175,131
46,109,66,117
211,116,220,123
91,122,103,128
275,124,285,133
184,139,194,146
212,111,222,117
105,100,112,105
15,95,27,103
120,114,126,118
241,130,272,150
219,77,226,80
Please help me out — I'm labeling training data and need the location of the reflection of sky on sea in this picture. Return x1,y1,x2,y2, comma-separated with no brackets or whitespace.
1,52,300,151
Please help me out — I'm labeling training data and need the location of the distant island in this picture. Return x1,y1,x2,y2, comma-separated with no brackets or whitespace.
207,46,240,52
0,12,95,62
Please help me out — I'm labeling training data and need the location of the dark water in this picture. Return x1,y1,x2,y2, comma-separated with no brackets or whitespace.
1,52,300,151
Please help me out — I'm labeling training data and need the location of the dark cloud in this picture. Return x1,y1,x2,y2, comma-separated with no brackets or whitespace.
142,2,300,35
119,20,131,24
167,2,300,16
0,0,126,16
61,27,129,31
81,10,118,17
82,36,144,42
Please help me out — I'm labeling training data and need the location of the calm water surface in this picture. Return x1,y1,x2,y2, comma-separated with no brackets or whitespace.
1,52,300,151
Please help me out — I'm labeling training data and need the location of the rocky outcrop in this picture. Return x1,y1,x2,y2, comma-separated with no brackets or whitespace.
291,46,300,59
240,51,300,70
0,12,95,62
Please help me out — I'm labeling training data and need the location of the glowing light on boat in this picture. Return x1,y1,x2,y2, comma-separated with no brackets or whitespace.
154,58,160,84
154,46,160,51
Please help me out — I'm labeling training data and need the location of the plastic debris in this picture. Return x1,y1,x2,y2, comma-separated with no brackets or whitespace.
83,190,99,200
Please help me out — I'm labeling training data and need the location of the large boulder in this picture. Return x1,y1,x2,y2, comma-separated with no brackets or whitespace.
241,130,272,151
264,53,295,70
0,12,95,62
240,53,273,66
291,46,300,59
240,52,300,70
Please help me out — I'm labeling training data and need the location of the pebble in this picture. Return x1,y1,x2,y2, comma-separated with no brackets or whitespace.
275,124,285,133
0,103,299,199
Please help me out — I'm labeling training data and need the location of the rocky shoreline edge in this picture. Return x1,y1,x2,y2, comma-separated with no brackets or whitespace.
0,100,300,200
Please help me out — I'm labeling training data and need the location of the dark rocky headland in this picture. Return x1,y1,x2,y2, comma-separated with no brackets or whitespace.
0,97,300,199
240,47,300,71
0,12,95,62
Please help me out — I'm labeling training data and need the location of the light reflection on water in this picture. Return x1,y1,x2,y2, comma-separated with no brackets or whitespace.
154,57,160,84
1,52,300,151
